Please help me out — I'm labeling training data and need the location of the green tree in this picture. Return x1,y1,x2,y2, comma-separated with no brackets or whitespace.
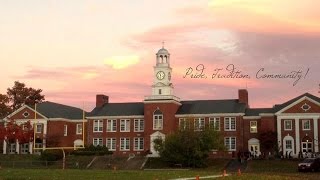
7,81,45,110
154,127,225,167
0,94,11,118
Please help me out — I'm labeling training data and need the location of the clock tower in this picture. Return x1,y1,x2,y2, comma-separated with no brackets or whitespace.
144,45,180,102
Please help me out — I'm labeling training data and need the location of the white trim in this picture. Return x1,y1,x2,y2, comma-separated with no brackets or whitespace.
243,116,261,120
5,105,47,120
302,120,311,130
76,124,83,135
250,121,258,133
259,113,275,117
295,118,300,155
86,115,144,119
48,118,87,122
276,96,320,115
277,116,282,153
120,119,130,132
64,125,68,136
175,113,245,118
120,137,130,151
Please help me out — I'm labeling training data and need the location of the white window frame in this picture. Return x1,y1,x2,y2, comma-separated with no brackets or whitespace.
36,124,42,133
120,138,130,151
209,117,220,131
194,118,205,131
107,119,117,132
120,119,130,132
224,117,236,131
179,118,190,130
93,120,103,132
285,140,292,149
93,138,103,146
64,125,68,136
284,120,292,131
76,124,83,135
225,137,236,151
134,119,144,132
153,114,163,130
21,143,29,154
302,120,311,130
106,138,116,151
250,121,257,133
134,137,144,151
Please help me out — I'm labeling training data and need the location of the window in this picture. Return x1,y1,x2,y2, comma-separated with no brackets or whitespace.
64,125,68,136
93,120,103,132
225,137,236,151
93,138,103,146
250,121,257,133
36,124,42,133
106,138,116,151
120,138,130,151
134,119,144,132
21,143,29,154
22,111,30,118
302,120,310,130
194,118,205,131
76,124,83,134
284,120,292,130
153,110,163,130
107,119,117,132
159,89,162,95
209,117,220,131
224,117,236,131
120,119,130,132
179,118,190,130
285,140,292,149
134,137,144,151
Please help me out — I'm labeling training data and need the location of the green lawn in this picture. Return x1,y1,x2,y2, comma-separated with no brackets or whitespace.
1,159,319,180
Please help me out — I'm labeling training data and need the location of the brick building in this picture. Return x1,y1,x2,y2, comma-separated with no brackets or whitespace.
2,47,320,158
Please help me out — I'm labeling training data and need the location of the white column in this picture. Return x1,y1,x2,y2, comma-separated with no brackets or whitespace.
295,118,300,156
3,140,6,154
43,122,47,150
314,117,319,153
29,142,33,154
277,117,282,152
15,139,19,154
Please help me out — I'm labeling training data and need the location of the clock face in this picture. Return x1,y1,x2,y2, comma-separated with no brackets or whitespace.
168,72,171,81
156,71,165,80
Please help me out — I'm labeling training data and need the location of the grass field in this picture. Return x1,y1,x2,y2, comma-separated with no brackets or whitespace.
0,158,319,180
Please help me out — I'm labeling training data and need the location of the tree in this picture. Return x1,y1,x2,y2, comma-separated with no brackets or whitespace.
154,127,225,167
7,81,45,111
259,131,277,154
1,120,34,153
0,94,11,118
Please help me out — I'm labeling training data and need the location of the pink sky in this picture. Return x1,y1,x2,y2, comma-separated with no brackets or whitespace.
1,0,319,111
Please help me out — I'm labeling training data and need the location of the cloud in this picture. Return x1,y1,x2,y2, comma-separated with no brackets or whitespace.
104,55,140,69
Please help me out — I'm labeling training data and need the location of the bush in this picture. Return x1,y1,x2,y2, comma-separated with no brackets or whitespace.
72,145,112,156
41,149,63,161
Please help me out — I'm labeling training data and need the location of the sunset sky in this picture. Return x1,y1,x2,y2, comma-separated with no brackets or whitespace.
1,0,319,111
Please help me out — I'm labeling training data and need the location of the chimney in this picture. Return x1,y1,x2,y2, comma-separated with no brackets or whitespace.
238,89,249,107
96,94,109,108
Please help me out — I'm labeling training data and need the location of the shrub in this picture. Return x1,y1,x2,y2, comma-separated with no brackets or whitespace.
40,149,63,161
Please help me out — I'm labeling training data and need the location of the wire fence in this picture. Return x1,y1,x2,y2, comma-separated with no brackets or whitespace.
0,160,87,169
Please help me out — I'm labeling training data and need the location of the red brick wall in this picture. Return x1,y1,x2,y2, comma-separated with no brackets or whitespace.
144,102,181,154
47,121,85,148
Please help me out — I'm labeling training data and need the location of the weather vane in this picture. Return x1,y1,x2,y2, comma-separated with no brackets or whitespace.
162,41,165,48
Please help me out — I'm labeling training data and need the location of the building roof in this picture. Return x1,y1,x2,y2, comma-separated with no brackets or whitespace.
176,99,246,115
273,93,320,112
33,101,85,119
88,102,144,117
245,108,275,116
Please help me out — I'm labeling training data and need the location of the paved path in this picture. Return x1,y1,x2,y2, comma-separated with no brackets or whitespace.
169,174,230,180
